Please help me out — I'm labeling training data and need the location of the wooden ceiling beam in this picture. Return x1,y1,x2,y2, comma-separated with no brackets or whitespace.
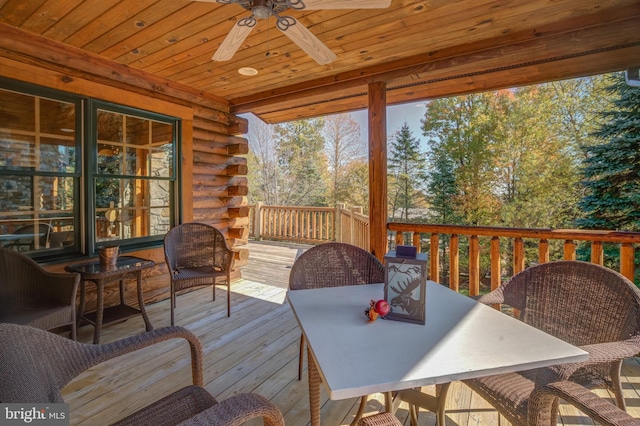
256,42,640,124
0,22,231,113
230,6,640,115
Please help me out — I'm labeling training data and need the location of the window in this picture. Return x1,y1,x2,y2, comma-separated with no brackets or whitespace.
0,80,179,259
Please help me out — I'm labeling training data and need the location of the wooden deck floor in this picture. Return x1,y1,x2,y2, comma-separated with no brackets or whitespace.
61,240,640,425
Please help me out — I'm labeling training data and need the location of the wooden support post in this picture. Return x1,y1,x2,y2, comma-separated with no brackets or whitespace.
368,82,387,260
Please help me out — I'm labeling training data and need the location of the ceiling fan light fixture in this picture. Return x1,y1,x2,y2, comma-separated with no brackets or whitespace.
252,5,272,19
238,67,259,76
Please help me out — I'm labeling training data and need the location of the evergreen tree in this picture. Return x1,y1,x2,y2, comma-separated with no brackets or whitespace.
425,146,459,224
388,122,426,220
576,73,640,231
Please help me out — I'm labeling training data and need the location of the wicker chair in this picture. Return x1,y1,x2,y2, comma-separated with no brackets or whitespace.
0,323,285,426
164,223,234,325
4,223,53,251
0,247,79,340
289,242,385,423
357,383,640,426
427,260,640,426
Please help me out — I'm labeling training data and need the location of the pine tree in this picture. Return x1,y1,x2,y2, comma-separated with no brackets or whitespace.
388,122,426,220
425,147,459,224
576,73,640,231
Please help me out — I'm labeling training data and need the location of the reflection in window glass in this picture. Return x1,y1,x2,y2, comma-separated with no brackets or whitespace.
0,175,75,252
94,107,175,244
0,87,78,254
0,83,178,258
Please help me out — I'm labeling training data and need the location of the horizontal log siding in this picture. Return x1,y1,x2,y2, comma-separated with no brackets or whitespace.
191,109,249,271
388,223,640,296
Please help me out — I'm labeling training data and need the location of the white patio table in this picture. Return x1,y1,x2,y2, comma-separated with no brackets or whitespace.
286,281,589,426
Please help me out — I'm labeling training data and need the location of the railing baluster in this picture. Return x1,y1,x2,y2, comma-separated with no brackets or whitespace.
564,240,576,260
469,235,480,296
539,239,549,264
591,241,603,265
396,231,404,246
430,233,439,283
490,236,501,293
312,212,317,240
450,234,459,292
514,238,524,274
621,243,635,282
412,232,420,252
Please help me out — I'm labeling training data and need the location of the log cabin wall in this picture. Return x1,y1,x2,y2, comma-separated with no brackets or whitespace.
0,27,250,314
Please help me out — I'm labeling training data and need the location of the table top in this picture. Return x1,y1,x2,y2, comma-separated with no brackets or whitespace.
286,282,589,400
65,255,155,278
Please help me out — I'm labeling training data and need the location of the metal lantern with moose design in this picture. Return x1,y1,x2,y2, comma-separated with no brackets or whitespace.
383,248,428,325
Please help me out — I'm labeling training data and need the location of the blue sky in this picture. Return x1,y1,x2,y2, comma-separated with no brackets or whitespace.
350,101,429,150
241,100,430,150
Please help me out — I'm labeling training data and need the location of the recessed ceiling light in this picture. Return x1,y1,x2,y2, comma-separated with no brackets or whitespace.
238,67,258,76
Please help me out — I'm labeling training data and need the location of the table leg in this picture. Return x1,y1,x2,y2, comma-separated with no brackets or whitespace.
119,278,125,305
136,271,153,331
308,346,321,426
396,388,445,425
94,281,104,344
436,382,450,426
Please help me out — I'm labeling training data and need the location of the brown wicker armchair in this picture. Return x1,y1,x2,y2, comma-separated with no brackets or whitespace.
164,223,234,325
289,242,385,423
0,323,284,426
428,260,640,426
0,247,79,340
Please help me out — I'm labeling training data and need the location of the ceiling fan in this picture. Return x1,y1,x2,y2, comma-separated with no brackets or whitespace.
194,0,392,65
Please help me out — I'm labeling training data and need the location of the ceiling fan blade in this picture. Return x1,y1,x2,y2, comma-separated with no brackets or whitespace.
212,19,255,61
278,17,336,65
300,0,391,9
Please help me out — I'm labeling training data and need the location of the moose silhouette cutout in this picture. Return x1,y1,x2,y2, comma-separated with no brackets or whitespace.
387,264,424,317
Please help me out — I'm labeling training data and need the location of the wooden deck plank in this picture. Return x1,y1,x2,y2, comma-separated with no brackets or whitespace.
59,240,640,425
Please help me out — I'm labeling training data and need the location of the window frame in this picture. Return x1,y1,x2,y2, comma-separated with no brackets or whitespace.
0,78,181,261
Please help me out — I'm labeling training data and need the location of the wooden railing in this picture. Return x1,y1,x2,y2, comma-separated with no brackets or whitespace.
251,204,335,243
388,222,640,295
338,204,370,250
248,203,369,248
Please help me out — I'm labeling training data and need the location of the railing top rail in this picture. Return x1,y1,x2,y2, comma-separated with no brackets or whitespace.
342,210,369,222
388,222,640,244
260,205,335,212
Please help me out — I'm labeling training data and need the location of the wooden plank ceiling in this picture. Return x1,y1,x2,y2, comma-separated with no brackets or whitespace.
0,0,639,124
